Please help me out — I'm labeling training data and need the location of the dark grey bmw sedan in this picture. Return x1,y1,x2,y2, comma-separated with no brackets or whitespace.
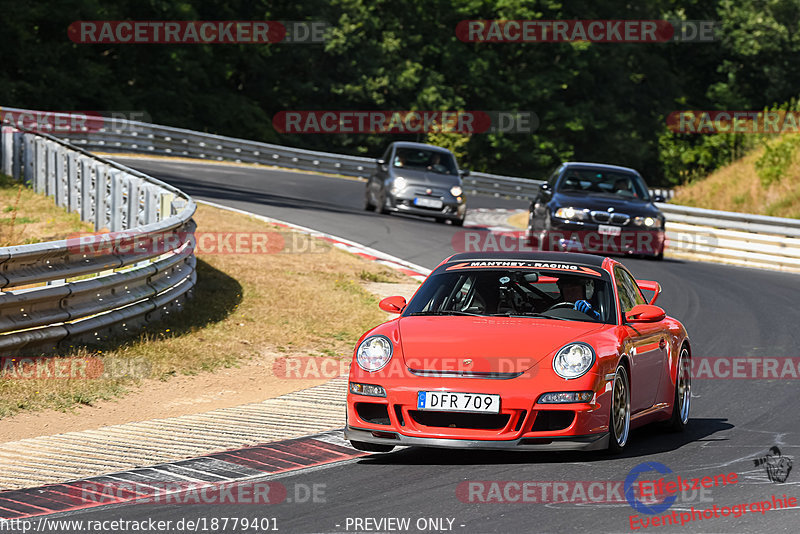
365,141,468,225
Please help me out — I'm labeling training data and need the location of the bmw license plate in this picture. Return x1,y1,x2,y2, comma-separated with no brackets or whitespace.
417,391,500,413
598,224,621,236
413,197,443,209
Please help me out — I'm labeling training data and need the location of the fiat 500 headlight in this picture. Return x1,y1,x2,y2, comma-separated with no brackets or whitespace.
392,177,408,193
356,335,393,372
450,185,463,197
552,342,595,379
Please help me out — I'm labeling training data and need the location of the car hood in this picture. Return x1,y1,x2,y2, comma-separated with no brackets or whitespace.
392,167,460,187
397,316,605,374
554,192,661,216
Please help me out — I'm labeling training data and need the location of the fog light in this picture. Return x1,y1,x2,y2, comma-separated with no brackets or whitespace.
538,391,594,404
350,382,387,397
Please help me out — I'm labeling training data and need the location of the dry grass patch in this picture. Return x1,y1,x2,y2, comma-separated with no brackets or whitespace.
0,174,93,246
0,203,408,417
671,142,800,218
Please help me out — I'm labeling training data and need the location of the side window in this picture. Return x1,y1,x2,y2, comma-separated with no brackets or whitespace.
615,267,645,314
382,146,392,163
547,167,561,188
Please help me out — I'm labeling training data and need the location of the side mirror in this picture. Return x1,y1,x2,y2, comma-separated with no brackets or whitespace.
459,169,471,177
625,304,666,323
652,194,665,203
379,296,407,314
540,183,550,192
377,159,385,165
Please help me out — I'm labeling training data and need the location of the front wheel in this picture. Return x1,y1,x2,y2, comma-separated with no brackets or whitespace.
350,440,395,453
667,347,691,432
452,216,465,227
607,364,631,454
364,189,375,211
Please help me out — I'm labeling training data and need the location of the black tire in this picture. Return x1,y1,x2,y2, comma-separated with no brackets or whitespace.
435,217,447,224
377,190,389,214
350,440,395,453
607,364,631,454
452,216,465,227
667,346,691,432
364,189,375,211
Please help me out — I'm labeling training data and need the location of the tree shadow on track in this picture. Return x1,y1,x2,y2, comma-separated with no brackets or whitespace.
357,417,733,466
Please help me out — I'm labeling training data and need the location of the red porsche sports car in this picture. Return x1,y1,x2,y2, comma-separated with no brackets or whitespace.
344,251,691,453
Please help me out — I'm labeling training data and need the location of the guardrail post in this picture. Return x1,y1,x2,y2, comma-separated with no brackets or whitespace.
144,184,158,224
127,176,141,229
0,127,11,176
45,141,57,198
13,132,23,181
94,163,109,231
33,137,46,193
67,151,79,213
55,146,68,208
80,157,93,223
160,193,174,220
109,169,124,231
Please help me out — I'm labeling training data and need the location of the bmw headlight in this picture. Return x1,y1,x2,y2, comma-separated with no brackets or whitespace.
450,185,463,197
554,207,588,221
392,177,408,193
552,343,595,379
356,335,393,372
633,216,662,228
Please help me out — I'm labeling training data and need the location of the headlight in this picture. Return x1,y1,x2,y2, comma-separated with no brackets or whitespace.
392,177,408,193
538,391,594,403
633,216,662,228
552,342,595,379
450,185,463,197
356,335,393,372
554,207,588,221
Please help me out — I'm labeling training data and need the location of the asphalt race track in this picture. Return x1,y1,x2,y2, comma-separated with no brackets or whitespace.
35,157,800,533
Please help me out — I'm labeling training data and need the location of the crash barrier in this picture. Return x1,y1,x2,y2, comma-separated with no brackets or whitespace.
658,203,800,273
0,107,673,201
0,120,196,356
5,107,799,274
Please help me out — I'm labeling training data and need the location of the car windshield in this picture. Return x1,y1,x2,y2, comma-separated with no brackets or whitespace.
393,148,457,175
403,269,615,323
558,169,650,200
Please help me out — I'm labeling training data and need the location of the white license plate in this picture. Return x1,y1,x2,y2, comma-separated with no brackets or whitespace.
417,391,500,413
598,224,621,236
414,197,443,209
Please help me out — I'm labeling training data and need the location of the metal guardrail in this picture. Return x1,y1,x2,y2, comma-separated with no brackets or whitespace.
0,121,196,355
4,107,799,277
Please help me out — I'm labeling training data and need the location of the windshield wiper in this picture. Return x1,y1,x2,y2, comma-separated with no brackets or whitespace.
490,312,571,321
408,310,484,317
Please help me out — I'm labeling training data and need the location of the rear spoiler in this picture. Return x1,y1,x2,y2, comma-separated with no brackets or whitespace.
636,280,661,305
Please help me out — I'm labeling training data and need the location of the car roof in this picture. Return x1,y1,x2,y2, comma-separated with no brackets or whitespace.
445,251,608,268
561,161,640,174
390,141,452,153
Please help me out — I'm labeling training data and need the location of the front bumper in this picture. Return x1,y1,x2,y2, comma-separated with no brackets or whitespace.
536,221,664,256
344,426,609,451
346,368,611,451
387,191,466,220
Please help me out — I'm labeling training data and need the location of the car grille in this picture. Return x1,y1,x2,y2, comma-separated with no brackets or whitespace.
409,410,510,430
530,410,575,431
590,211,630,225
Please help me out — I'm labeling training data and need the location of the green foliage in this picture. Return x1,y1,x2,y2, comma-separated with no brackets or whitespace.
2,0,800,186
755,136,800,186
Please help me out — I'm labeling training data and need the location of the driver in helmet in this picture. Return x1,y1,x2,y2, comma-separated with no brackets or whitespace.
556,277,601,320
